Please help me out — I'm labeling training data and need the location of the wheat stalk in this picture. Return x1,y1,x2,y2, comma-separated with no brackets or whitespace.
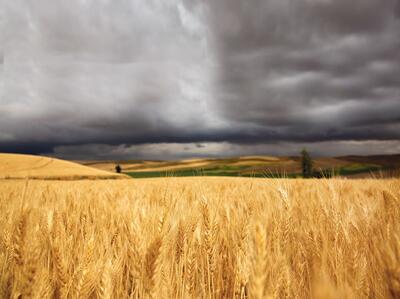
0,178,399,298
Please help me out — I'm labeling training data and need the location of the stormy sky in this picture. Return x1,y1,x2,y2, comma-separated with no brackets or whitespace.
1,0,400,160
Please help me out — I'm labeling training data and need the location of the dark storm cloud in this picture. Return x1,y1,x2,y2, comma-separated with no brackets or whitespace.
207,0,400,141
1,0,219,154
1,0,400,159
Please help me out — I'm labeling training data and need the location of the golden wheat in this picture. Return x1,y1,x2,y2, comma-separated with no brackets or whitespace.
0,154,125,180
0,177,399,298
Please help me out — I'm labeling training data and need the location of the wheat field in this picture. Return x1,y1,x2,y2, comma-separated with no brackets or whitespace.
0,154,125,180
0,177,399,298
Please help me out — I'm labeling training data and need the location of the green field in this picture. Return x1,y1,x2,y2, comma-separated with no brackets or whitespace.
127,165,262,178
79,154,400,179
337,163,382,176
127,163,386,179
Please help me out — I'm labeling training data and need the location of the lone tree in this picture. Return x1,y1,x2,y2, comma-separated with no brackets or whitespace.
301,149,313,178
115,164,122,174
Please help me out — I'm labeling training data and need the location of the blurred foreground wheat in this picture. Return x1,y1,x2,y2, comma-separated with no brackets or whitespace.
0,177,399,298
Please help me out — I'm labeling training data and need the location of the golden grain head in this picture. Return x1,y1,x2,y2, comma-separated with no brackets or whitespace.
0,177,399,298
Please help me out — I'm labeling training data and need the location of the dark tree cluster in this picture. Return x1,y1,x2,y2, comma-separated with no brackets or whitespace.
301,149,313,178
115,164,122,173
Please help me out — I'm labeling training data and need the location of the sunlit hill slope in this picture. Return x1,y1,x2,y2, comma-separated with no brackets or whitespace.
0,154,126,180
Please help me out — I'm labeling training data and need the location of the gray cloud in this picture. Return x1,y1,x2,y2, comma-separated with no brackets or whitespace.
52,140,400,161
1,0,222,150
0,0,399,159
208,0,400,140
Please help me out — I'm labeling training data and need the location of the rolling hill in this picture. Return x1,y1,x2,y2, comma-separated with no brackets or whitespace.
80,154,400,179
0,154,127,180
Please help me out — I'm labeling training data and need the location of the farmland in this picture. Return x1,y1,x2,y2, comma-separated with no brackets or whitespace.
0,177,399,297
0,154,126,180
2,0,400,298
0,154,399,298
81,154,400,179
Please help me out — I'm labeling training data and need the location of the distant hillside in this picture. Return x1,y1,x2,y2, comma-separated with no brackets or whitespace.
80,154,400,179
0,154,127,180
337,154,400,167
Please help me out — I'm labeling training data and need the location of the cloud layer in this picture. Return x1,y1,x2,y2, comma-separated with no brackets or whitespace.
209,0,400,140
1,0,400,159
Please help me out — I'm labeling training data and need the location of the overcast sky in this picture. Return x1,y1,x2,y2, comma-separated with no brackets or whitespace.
1,0,400,160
